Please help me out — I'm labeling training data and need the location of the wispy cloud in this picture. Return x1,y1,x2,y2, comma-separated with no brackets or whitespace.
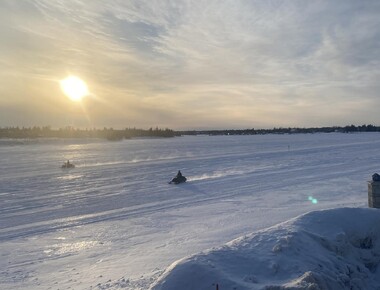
1,0,380,128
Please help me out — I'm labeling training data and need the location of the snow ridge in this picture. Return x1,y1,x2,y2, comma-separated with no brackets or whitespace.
150,208,380,290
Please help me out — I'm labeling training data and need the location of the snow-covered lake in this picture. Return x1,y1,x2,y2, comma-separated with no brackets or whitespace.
1,133,380,289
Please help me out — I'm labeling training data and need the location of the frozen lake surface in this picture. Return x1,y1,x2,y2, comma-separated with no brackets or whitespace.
1,133,380,289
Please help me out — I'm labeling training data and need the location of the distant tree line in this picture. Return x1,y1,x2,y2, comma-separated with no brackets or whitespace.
179,124,380,136
0,126,180,140
1,124,379,139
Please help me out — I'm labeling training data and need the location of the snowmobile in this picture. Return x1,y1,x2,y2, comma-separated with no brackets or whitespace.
169,175,187,184
169,171,187,184
61,161,75,169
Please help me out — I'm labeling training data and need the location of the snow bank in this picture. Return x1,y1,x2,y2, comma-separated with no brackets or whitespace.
150,208,380,290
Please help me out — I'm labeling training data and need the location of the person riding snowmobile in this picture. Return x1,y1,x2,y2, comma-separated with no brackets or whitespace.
170,170,186,184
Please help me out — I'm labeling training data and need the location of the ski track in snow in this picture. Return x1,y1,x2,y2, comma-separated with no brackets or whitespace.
1,133,380,289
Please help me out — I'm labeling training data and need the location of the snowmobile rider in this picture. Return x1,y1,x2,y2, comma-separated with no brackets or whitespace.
176,170,182,178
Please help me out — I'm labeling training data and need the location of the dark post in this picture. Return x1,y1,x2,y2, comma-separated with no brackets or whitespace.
368,173,380,208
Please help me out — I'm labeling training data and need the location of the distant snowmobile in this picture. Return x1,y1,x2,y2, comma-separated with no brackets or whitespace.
169,170,187,184
61,160,75,169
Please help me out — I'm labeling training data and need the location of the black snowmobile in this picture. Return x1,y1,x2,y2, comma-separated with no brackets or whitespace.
61,160,75,169
169,171,187,184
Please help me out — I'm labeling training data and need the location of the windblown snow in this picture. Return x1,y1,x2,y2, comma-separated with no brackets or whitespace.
1,133,380,290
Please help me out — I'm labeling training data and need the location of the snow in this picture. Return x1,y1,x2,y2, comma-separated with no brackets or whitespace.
151,208,380,290
1,133,380,290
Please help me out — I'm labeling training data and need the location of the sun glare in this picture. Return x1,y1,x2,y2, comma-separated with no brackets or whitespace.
60,76,89,102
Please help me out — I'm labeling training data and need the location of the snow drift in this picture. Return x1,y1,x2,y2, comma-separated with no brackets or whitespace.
150,208,380,290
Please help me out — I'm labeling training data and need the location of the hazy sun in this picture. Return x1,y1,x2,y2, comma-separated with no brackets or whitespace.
60,76,89,102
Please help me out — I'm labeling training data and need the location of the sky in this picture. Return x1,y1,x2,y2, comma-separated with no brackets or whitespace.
1,0,380,130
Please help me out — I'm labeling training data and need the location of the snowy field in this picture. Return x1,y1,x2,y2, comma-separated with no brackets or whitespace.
1,133,380,290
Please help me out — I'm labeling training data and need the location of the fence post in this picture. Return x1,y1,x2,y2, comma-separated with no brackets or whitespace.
369,173,380,208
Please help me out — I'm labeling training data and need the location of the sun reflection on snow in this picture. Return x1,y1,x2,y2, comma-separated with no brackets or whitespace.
67,144,86,150
56,174,83,180
44,240,98,256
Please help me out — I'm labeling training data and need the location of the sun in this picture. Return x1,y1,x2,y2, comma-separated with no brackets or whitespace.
60,76,89,102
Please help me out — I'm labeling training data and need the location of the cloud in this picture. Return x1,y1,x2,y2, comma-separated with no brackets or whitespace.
1,0,380,128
